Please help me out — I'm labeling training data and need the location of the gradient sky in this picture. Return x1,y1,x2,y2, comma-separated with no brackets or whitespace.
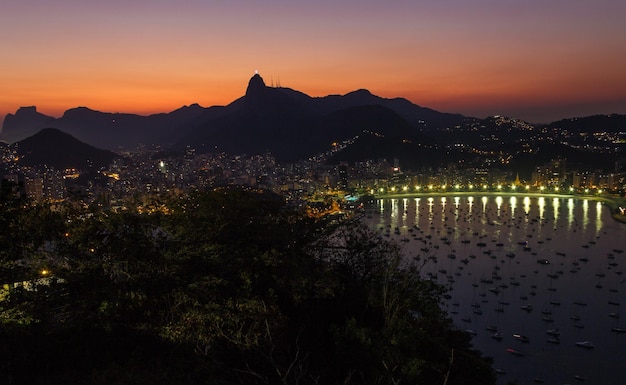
1,0,625,124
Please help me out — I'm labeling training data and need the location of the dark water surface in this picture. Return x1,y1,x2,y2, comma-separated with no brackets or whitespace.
365,195,626,385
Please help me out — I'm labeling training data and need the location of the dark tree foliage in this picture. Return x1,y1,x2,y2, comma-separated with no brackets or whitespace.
0,189,495,385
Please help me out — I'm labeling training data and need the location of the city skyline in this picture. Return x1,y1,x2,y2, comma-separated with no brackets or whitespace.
2,0,626,125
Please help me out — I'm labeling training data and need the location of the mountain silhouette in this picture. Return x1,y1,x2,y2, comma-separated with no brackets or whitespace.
15,128,119,170
1,73,470,156
4,73,622,168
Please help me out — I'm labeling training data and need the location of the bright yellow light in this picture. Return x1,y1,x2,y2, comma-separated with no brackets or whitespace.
441,184,447,189
455,184,460,189
403,185,408,191
511,185,516,190
497,184,502,190
585,188,589,193
379,188,384,193
569,187,574,192
391,187,396,192
526,185,530,190
598,189,602,194
40,269,50,276
428,185,433,190
554,187,559,191
483,184,488,189
415,185,421,190
469,184,473,189
540,186,545,191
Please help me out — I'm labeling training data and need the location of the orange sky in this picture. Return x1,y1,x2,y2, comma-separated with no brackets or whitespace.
1,1,625,124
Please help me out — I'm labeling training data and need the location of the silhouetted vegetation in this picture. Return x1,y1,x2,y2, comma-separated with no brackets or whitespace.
0,189,494,384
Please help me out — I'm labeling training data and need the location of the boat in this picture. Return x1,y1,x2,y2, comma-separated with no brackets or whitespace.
575,341,594,349
513,334,530,343
546,329,560,336
506,348,524,356
491,332,504,341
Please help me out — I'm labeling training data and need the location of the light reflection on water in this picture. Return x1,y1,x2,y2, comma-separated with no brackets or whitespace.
366,195,626,385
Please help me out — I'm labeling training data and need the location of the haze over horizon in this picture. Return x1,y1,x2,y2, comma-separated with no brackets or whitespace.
2,0,626,125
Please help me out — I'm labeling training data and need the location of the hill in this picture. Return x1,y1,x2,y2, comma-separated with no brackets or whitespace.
16,128,119,170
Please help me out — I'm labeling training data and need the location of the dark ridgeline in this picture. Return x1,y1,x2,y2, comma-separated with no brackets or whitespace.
2,74,624,173
0,73,470,156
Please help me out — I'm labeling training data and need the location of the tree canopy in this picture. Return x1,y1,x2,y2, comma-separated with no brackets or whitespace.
0,188,495,385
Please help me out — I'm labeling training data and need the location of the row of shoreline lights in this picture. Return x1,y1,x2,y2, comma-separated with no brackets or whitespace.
373,185,603,194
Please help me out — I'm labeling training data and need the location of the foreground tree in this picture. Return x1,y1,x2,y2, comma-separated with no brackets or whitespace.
0,188,495,385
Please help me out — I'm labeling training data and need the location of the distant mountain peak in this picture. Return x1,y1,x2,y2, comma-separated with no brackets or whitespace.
246,73,267,97
349,89,374,97
15,106,40,115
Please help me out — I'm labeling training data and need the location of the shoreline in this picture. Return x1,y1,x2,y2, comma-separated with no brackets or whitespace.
370,191,626,225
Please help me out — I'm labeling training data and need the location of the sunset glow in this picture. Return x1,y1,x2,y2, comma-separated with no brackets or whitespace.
1,0,625,123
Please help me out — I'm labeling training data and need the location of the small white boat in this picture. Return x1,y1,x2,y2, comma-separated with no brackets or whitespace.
575,341,594,349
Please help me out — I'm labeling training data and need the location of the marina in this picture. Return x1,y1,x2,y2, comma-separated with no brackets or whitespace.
366,194,626,385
